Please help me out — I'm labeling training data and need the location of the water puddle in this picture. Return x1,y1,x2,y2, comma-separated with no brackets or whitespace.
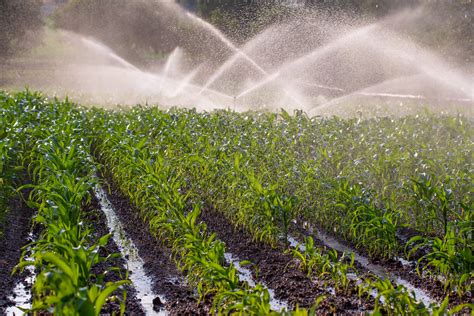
287,235,306,251
95,186,167,316
397,257,413,267
224,252,288,312
5,233,36,316
326,286,336,296
394,277,435,306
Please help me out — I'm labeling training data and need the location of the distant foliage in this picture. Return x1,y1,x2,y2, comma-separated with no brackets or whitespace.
178,0,473,63
54,0,472,64
54,0,175,61
53,0,234,64
0,0,42,59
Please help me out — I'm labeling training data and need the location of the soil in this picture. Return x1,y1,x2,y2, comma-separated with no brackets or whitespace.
99,174,210,315
0,191,35,314
199,208,373,314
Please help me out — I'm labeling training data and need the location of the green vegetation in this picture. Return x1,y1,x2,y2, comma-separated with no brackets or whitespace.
359,278,473,316
91,110,278,314
99,107,470,262
2,91,129,315
1,90,472,314
407,224,473,296
0,92,29,235
292,236,355,293
88,103,471,313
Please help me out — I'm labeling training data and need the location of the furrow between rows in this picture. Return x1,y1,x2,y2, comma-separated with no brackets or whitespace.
198,208,373,313
95,184,167,315
291,222,449,306
98,174,209,315
0,191,35,315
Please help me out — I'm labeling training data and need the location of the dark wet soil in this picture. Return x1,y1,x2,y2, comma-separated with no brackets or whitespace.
0,191,35,314
199,208,373,313
98,174,210,315
85,194,144,315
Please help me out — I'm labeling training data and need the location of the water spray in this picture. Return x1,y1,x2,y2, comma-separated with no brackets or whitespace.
4,4,472,116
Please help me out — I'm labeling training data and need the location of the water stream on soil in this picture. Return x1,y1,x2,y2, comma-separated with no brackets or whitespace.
95,186,167,316
5,233,36,316
288,226,435,307
287,235,306,251
224,252,288,312
288,233,434,307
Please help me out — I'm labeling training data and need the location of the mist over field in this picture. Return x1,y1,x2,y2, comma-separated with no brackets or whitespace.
0,0,472,116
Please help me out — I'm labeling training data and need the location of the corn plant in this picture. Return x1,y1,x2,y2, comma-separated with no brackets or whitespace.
8,92,129,315
327,250,355,293
292,236,355,293
361,278,428,315
84,102,473,311
350,204,400,260
406,222,473,295
329,180,400,260
91,115,284,314
17,235,128,314
292,237,331,278
0,91,37,236
245,173,297,246
409,174,464,236
360,278,473,316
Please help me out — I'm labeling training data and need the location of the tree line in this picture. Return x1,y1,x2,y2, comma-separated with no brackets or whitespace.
1,0,471,64
0,0,42,59
177,0,473,63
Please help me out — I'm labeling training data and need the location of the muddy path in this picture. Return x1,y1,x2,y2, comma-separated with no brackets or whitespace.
199,208,373,313
98,174,210,315
0,191,35,314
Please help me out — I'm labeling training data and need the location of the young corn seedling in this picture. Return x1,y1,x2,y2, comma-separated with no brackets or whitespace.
406,222,473,296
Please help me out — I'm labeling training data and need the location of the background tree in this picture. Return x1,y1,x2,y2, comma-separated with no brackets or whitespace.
0,0,42,59
54,0,472,64
178,0,472,63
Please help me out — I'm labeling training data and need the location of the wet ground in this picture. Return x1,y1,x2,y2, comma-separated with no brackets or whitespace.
99,174,210,315
291,220,472,308
199,208,373,313
1,172,469,314
86,194,144,315
0,192,35,314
